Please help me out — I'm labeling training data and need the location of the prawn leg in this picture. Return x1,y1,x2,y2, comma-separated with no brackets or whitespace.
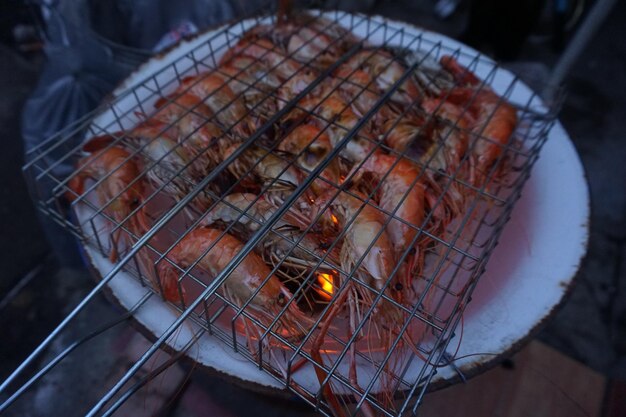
308,287,348,417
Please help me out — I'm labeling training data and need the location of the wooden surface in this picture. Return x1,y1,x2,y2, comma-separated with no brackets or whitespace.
418,341,606,417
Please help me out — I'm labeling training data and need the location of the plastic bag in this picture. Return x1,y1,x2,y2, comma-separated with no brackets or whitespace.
23,0,242,154
22,0,241,266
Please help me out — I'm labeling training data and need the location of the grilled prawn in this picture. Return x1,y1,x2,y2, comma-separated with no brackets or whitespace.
202,193,339,285
221,144,315,218
151,93,226,167
439,55,518,186
177,73,256,136
278,123,342,195
128,122,215,214
219,55,281,118
317,190,395,292
157,227,311,339
296,93,376,164
351,152,426,259
339,49,421,107
67,138,149,262
219,33,302,81
310,189,412,417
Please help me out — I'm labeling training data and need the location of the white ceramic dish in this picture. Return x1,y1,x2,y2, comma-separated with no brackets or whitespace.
77,11,589,394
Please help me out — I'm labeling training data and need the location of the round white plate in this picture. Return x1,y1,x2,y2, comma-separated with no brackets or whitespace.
80,11,589,393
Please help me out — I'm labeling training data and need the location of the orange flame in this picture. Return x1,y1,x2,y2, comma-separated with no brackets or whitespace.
330,214,339,226
317,273,334,300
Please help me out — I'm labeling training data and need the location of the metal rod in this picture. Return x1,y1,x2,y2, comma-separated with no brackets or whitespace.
544,0,617,101
100,327,205,417
0,292,152,412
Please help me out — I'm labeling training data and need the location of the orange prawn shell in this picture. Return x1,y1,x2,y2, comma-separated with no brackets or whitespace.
439,55,518,178
318,190,395,290
68,144,144,208
356,153,426,256
160,228,285,308
279,123,342,193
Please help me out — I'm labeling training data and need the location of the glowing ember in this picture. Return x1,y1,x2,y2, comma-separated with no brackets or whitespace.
330,214,339,226
317,273,334,300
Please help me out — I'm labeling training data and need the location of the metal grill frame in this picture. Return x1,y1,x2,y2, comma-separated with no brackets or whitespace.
9,7,559,417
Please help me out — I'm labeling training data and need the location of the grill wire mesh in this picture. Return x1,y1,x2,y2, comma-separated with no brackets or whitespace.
15,7,559,417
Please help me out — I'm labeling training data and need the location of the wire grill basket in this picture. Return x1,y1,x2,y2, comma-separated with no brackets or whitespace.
15,8,559,417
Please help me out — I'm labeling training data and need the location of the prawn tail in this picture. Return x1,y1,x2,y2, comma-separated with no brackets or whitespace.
156,258,186,303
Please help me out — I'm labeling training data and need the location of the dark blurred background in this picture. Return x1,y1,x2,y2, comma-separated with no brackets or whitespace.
1,0,625,415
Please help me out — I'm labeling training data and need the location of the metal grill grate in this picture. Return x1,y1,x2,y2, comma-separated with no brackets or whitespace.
12,8,559,417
